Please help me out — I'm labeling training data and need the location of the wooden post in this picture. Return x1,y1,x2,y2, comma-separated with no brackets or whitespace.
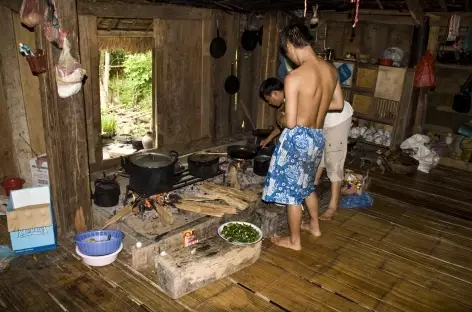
35,0,92,236
413,25,439,134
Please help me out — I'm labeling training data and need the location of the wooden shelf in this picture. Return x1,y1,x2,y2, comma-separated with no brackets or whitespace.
349,138,390,149
436,63,472,71
353,113,395,126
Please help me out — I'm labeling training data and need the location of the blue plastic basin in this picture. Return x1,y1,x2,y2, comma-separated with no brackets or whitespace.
74,230,124,256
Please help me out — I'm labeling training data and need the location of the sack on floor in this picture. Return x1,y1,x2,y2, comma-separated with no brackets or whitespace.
340,193,374,209
55,38,86,98
20,0,42,28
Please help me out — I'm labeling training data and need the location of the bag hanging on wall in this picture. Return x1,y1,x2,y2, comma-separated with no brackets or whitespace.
43,0,65,48
414,51,436,88
55,38,86,98
20,0,42,28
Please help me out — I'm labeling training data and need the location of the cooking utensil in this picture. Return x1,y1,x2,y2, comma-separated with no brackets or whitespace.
227,144,258,159
241,20,259,51
93,174,120,207
188,153,220,179
121,151,179,194
224,63,240,95
253,154,271,176
379,58,393,66
210,21,226,59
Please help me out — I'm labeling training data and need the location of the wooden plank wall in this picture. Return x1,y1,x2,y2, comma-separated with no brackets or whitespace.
78,15,102,165
0,61,17,182
234,16,263,135
0,6,46,186
326,21,414,67
154,18,205,146
35,0,92,235
212,12,240,139
257,12,285,129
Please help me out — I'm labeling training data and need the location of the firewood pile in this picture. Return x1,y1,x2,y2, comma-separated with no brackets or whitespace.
171,182,260,218
99,182,262,229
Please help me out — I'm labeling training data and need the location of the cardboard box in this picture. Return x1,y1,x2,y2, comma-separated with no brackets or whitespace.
7,186,56,255
30,154,49,186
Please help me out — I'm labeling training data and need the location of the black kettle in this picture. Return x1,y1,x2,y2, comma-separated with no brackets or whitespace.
93,173,120,207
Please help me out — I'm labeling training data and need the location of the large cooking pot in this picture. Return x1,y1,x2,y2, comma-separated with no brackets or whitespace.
121,151,179,195
253,154,271,176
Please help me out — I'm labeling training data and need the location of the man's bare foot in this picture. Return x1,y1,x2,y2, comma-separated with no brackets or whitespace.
319,207,337,220
271,235,301,251
301,222,321,237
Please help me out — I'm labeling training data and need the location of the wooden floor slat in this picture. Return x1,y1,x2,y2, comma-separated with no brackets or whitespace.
2,163,472,311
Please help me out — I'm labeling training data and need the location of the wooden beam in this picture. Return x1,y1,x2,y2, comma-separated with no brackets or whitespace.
405,0,425,25
437,0,448,12
375,0,384,10
78,1,211,20
79,15,102,165
36,0,92,236
97,30,154,38
322,12,415,25
0,0,20,12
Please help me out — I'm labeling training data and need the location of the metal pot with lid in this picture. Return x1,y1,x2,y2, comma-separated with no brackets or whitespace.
121,151,180,195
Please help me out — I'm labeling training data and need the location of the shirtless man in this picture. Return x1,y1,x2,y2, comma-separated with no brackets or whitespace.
262,24,344,251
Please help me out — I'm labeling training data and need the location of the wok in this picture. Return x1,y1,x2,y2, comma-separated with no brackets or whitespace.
227,144,259,159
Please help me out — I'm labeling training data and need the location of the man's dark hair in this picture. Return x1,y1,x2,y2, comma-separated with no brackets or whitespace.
259,78,284,102
280,24,311,53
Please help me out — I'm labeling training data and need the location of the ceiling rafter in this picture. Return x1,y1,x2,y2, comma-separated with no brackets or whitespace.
405,0,425,25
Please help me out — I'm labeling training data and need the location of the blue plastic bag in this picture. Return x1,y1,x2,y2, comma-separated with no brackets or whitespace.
0,245,17,272
340,193,374,209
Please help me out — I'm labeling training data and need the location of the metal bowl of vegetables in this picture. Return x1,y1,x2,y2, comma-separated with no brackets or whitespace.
217,222,262,246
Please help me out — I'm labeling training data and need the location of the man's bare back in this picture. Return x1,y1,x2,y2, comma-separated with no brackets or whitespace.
284,57,343,130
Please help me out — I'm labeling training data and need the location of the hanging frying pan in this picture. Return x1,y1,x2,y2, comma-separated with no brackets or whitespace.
241,16,259,52
210,21,226,59
224,63,239,95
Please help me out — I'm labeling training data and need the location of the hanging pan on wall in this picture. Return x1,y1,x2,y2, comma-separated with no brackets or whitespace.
210,20,226,58
224,63,240,95
241,17,259,52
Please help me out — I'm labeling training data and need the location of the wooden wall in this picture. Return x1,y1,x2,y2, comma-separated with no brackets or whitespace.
326,21,414,67
1,1,285,179
0,5,46,186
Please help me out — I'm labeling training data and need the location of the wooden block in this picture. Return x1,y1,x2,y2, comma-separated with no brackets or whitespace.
155,235,262,299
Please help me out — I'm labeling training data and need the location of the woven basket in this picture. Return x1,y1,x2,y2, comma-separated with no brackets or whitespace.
382,148,418,175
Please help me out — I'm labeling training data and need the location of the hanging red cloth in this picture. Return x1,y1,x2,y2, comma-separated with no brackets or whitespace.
414,51,436,88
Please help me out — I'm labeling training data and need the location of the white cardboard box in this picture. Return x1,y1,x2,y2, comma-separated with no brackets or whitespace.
30,154,49,186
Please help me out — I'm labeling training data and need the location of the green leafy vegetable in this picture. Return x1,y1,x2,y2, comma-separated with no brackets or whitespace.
221,223,260,244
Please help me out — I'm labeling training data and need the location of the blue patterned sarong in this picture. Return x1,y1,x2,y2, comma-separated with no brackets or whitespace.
262,126,325,205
